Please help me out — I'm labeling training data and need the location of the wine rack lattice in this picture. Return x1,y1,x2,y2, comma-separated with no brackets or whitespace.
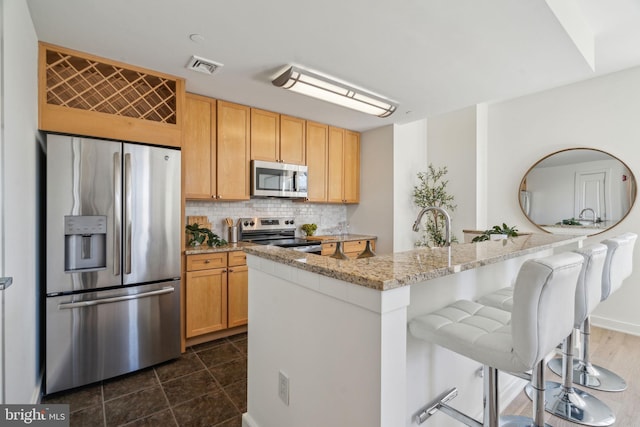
45,49,177,124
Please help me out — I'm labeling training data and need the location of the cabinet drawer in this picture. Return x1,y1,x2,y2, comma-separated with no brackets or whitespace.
343,240,366,254
186,253,227,271
228,250,246,267
321,242,336,256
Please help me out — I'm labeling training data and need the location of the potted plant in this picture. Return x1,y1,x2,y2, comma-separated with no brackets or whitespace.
413,164,457,247
186,223,227,247
471,223,519,242
301,223,318,237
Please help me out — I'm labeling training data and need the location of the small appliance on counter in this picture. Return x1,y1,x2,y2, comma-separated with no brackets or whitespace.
239,217,321,254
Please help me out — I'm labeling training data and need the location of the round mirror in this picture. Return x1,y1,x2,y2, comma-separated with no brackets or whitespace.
519,148,636,236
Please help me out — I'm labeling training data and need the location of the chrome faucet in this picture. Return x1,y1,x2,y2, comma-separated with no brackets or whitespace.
412,206,452,246
579,208,596,224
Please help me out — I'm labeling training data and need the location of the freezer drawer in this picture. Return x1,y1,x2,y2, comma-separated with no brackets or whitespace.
45,281,180,394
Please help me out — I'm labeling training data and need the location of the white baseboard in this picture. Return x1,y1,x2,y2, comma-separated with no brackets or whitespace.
500,375,528,410
590,315,640,336
242,412,258,427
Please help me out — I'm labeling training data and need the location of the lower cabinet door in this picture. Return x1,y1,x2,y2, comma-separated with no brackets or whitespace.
186,268,227,337
227,265,248,328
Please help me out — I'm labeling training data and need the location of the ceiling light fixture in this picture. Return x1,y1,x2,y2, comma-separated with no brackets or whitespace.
272,66,397,118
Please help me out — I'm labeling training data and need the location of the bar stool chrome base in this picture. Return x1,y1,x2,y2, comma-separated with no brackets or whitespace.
548,357,627,392
524,382,615,426
498,415,551,427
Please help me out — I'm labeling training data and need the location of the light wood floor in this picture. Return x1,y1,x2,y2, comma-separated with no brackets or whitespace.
505,326,640,426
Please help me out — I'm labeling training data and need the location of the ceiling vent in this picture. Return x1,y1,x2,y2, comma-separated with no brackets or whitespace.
186,55,223,75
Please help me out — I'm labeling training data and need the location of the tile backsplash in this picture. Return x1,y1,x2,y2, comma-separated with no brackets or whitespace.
186,199,348,238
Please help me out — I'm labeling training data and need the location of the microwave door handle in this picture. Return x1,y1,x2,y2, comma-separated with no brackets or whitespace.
293,171,298,191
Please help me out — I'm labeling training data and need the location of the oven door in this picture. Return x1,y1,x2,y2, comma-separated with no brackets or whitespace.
251,160,308,198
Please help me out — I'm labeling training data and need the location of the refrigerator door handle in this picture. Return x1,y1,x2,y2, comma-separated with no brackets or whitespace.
114,152,122,276
57,286,175,309
124,153,132,275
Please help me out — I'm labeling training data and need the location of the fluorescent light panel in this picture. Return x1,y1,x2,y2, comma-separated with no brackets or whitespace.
272,66,397,118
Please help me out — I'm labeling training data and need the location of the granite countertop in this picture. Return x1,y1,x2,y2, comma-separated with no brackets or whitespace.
184,241,257,255
244,234,585,291
305,234,377,243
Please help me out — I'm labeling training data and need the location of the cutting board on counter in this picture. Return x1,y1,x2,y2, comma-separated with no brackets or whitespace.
186,216,212,229
304,235,333,241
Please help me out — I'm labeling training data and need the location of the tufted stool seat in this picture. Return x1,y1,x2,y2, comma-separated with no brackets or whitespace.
409,252,584,427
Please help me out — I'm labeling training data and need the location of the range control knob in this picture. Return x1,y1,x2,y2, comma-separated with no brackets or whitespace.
250,221,255,226
289,219,295,225
243,221,249,227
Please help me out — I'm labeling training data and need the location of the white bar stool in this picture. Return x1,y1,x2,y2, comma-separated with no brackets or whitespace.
477,245,616,426
548,232,637,392
409,252,584,427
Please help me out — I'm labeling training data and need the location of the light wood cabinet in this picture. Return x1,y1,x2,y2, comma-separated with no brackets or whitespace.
321,239,376,258
343,131,360,203
185,253,228,337
306,121,329,202
217,101,251,200
250,109,280,162
227,250,248,328
183,96,250,200
183,94,216,199
185,250,248,339
327,127,345,203
39,42,184,148
327,127,360,203
251,110,305,165
280,115,306,165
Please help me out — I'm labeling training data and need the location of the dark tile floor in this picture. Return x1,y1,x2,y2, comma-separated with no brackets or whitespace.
42,333,247,427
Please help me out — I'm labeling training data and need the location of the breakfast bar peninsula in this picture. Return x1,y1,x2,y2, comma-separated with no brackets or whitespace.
241,234,585,427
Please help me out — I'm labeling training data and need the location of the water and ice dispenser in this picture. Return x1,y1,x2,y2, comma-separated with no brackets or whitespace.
64,215,107,272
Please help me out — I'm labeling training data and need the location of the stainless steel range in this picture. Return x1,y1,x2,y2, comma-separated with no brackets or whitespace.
239,217,322,254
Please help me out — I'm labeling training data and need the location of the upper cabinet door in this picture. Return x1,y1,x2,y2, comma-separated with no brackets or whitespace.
327,126,345,203
250,109,280,162
306,121,328,202
183,94,215,199
343,130,360,203
217,101,250,200
280,115,306,165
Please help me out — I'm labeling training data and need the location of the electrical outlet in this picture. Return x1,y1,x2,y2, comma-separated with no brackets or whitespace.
278,371,289,405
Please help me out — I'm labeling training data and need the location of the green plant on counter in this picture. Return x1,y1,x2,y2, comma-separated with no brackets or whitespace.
472,223,519,242
186,223,227,247
413,164,457,247
301,223,318,236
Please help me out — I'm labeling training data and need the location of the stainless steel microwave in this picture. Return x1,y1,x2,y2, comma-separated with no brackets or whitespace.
251,160,308,198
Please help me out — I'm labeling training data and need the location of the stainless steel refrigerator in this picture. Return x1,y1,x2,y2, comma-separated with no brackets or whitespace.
45,134,181,394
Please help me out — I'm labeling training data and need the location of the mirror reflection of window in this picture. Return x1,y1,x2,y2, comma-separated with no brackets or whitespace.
519,148,636,236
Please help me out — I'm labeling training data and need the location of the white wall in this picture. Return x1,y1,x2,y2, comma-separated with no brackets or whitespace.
427,106,479,242
1,0,41,403
486,66,640,334
348,125,394,254
393,119,428,252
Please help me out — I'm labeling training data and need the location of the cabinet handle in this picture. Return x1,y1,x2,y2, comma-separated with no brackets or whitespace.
204,259,211,264
229,268,234,272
